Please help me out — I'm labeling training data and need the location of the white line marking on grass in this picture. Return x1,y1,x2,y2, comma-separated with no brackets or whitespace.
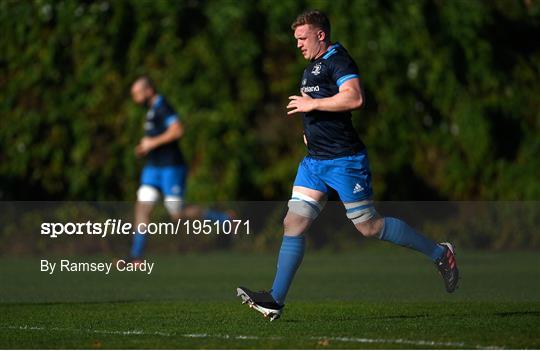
9,325,171,337
3,325,504,349
312,336,470,348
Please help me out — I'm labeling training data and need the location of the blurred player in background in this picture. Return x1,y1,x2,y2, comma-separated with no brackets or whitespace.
237,10,459,321
126,76,231,263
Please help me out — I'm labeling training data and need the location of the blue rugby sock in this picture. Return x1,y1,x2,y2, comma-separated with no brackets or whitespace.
270,235,305,305
380,217,444,261
130,231,147,259
204,209,230,222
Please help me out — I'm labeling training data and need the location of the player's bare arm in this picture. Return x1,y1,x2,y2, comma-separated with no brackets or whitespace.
286,78,363,115
135,121,184,157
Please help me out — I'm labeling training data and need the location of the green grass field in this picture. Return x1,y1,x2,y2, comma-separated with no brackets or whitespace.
1,246,539,349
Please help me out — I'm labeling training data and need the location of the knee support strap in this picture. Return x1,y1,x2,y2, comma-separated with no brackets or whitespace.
137,185,160,202
287,191,326,219
344,199,377,224
164,195,184,215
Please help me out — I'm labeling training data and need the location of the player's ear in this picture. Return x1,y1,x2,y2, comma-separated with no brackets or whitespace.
317,30,326,42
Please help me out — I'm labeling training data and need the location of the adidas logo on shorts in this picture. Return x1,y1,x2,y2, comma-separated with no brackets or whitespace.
353,183,364,194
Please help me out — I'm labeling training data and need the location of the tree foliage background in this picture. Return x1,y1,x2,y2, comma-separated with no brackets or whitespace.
1,0,539,202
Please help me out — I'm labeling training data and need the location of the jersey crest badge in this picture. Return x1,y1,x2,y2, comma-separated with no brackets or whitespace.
311,62,322,75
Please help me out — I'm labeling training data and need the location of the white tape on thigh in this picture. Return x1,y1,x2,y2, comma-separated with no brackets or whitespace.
164,195,184,214
287,191,326,219
344,200,377,224
137,185,160,202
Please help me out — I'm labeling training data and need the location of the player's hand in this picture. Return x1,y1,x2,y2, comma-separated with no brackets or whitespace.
287,92,318,115
135,137,156,157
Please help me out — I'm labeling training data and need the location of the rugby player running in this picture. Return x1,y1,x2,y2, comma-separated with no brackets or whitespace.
126,76,232,263
237,10,459,321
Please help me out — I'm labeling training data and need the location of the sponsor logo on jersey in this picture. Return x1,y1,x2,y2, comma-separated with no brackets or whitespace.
301,85,320,93
144,122,154,130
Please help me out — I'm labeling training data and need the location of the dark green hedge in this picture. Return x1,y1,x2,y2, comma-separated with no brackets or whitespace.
1,0,539,201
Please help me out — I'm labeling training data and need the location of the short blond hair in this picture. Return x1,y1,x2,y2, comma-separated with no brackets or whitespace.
291,10,331,40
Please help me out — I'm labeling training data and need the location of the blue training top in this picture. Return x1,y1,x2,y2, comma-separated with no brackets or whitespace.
144,95,185,166
300,43,365,159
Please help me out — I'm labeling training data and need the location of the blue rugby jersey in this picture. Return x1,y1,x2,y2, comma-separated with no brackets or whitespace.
300,43,365,159
143,95,185,166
